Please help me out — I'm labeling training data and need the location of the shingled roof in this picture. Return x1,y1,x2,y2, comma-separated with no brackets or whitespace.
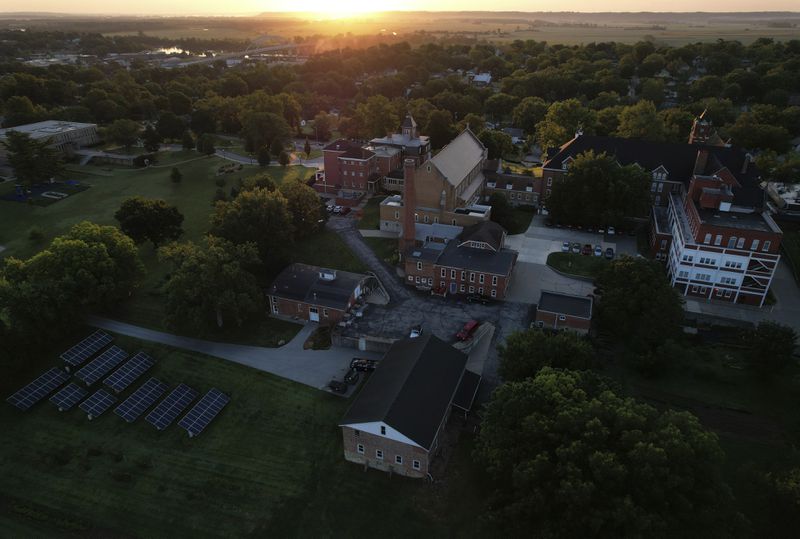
430,129,486,187
269,263,367,310
459,221,505,251
340,335,467,451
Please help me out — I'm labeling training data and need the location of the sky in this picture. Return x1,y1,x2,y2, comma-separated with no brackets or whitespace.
2,0,800,15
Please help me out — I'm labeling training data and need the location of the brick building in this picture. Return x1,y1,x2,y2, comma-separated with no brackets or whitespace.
483,159,543,207
543,114,782,307
534,291,593,334
267,263,376,324
339,334,479,479
0,120,99,169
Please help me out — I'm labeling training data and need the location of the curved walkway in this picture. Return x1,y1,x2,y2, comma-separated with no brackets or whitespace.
88,316,380,390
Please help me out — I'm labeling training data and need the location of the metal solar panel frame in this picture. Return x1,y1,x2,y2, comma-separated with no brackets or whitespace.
178,388,230,437
60,330,113,367
103,352,155,393
114,378,168,423
6,368,70,411
145,384,198,430
79,389,117,419
74,346,129,386
49,383,88,411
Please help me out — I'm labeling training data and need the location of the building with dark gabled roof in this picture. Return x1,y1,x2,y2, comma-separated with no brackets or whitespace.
534,291,593,334
339,334,471,478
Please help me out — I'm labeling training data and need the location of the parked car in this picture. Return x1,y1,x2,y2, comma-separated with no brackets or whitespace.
607,226,616,235
350,358,378,372
409,324,423,338
571,242,581,254
561,241,570,253
593,245,603,257
328,380,348,393
598,226,605,234
344,368,360,385
581,244,592,256
604,247,615,259
325,204,334,213
333,205,343,214
467,294,491,305
456,320,480,341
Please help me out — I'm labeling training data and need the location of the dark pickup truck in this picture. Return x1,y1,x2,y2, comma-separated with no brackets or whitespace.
350,358,378,372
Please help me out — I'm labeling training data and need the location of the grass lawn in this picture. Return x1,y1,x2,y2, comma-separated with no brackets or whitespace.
363,237,399,265
504,206,536,234
0,332,482,537
358,196,383,230
546,252,609,279
289,229,367,274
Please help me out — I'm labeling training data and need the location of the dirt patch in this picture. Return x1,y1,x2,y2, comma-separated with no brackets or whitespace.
303,326,332,350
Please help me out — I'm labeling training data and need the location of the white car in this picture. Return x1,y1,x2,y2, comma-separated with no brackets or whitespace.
561,241,570,252
409,325,423,338
607,226,616,235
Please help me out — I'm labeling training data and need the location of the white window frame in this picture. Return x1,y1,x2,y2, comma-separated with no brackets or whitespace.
417,261,422,271
763,240,771,252
440,268,446,278
492,275,498,286
357,444,364,454
395,455,403,465
376,450,383,460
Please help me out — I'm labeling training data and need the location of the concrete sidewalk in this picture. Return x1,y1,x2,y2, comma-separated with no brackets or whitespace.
88,316,381,391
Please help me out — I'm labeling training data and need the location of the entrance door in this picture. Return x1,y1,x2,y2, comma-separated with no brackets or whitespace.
309,307,320,322
449,282,457,294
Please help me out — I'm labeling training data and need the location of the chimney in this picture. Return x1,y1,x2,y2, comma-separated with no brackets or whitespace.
401,158,417,252
694,149,709,175
741,153,751,174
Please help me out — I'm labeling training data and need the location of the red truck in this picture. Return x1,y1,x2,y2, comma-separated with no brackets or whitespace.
456,320,480,341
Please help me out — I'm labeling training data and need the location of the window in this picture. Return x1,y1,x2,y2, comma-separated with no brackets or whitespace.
763,240,771,252
395,455,403,465
376,450,383,460
417,262,422,271
470,272,475,282
441,268,446,278
547,177,552,186
323,308,329,318
452,219,457,225
651,182,657,192
714,235,722,246
428,278,433,285
655,195,661,205
724,290,732,298
478,287,483,294
424,215,429,223
451,269,456,279
660,239,667,250
461,271,466,280
479,274,485,284
736,237,745,249
414,213,419,222
716,289,724,297
412,460,421,470
408,276,413,282
394,211,399,219
678,270,689,279
558,314,566,321
728,237,737,248
415,276,420,284
751,239,760,251
357,444,364,454
433,217,439,224
657,182,664,192
492,275,498,286
704,233,712,244
700,286,707,294
720,277,737,285
460,284,465,292
682,254,694,262
469,286,475,293
691,285,698,293
297,303,302,312
380,426,386,435
546,189,551,196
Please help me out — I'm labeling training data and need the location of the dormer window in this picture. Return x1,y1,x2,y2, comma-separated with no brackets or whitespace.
561,156,574,170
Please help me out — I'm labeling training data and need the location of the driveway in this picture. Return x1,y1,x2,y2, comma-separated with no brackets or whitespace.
88,317,381,391
505,262,595,304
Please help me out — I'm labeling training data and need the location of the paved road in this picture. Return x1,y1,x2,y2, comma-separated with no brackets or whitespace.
327,216,411,303
88,316,381,391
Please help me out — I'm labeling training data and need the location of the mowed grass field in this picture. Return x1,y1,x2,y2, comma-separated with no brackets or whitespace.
0,332,454,538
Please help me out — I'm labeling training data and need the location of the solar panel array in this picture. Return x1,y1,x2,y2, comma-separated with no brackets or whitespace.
49,383,88,411
178,388,229,437
103,352,155,393
6,368,70,411
115,378,168,423
60,330,113,367
79,389,117,419
145,384,198,430
75,346,129,386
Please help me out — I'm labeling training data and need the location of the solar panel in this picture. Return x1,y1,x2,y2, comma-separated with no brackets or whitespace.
60,330,113,367
49,383,88,411
178,388,230,437
6,368,70,411
114,378,168,423
74,346,129,386
103,352,155,393
79,389,117,419
145,384,198,430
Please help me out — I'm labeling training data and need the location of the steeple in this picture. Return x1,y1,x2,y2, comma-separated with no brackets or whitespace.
402,114,417,139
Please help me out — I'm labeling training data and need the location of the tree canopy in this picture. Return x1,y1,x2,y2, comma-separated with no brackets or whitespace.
475,368,738,538
279,180,324,239
498,329,595,381
1,130,63,187
115,196,184,247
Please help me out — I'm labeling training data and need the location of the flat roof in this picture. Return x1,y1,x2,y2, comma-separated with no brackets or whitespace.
538,291,593,319
697,208,776,233
268,263,367,310
0,120,96,139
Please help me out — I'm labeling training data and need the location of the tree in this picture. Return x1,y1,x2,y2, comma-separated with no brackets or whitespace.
547,151,651,228
170,167,182,184
2,95,44,127
0,130,63,187
478,130,514,160
512,96,548,135
280,180,324,239
270,137,285,158
210,187,294,268
746,321,797,375
536,99,596,151
240,111,290,153
484,93,519,123
278,151,290,167
239,172,277,193
181,130,195,151
475,368,738,538
596,256,684,354
354,95,399,138
114,196,184,248
156,112,185,140
142,124,163,153
498,329,594,381
159,237,263,331
304,137,311,159
197,133,216,156
615,100,666,141
312,111,332,141
257,145,271,167
106,119,140,150
424,109,456,150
